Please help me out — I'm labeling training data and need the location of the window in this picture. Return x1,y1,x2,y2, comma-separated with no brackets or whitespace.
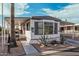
35,22,56,35
35,22,43,35
75,26,79,31
75,26,77,30
44,22,53,34
67,26,71,30
27,23,30,30
54,23,58,34
60,27,64,32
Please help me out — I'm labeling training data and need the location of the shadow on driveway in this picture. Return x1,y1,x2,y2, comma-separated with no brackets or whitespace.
62,47,79,52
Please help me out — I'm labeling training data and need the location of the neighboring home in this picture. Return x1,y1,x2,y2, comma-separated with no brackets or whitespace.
5,16,61,44
60,20,79,38
60,20,75,34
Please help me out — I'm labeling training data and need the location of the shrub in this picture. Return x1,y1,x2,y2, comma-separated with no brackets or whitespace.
39,35,48,46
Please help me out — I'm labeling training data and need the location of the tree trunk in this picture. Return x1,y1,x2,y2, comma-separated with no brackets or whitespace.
10,3,17,47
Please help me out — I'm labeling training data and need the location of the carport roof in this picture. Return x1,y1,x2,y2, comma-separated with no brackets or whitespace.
5,16,62,25
5,17,30,25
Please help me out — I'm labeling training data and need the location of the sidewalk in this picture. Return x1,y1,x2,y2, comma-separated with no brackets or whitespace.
21,41,40,56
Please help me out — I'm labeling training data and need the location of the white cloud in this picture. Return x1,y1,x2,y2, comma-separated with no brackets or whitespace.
42,4,79,23
15,3,30,15
0,3,30,16
24,11,30,14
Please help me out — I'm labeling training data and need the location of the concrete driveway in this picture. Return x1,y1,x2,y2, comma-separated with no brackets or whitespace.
46,47,79,56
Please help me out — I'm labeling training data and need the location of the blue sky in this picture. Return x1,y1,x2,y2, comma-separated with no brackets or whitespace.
21,3,71,16
0,3,79,26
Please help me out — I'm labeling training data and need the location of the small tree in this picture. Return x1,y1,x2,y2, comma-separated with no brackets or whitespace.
60,34,65,44
39,35,48,47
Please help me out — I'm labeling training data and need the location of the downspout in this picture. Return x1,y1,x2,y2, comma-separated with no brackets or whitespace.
43,19,44,37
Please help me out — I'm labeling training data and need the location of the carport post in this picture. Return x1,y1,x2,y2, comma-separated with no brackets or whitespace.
73,25,75,40
1,3,4,53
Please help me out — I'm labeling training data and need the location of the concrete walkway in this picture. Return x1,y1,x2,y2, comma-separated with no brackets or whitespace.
21,41,40,56
41,46,76,55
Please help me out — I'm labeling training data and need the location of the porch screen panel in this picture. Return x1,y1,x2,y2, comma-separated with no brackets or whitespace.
27,23,30,30
35,22,43,35
44,22,53,34
54,23,58,34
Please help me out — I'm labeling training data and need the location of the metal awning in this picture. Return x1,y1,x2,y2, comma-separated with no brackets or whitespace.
4,17,30,25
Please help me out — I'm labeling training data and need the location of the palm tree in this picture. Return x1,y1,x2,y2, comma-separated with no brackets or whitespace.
10,3,17,47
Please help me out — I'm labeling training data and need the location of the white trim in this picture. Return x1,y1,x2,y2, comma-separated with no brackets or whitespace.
29,19,60,43
43,19,44,36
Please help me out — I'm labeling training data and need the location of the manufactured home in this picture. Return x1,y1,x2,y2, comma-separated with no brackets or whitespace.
60,21,75,34
5,16,61,44
60,21,79,38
